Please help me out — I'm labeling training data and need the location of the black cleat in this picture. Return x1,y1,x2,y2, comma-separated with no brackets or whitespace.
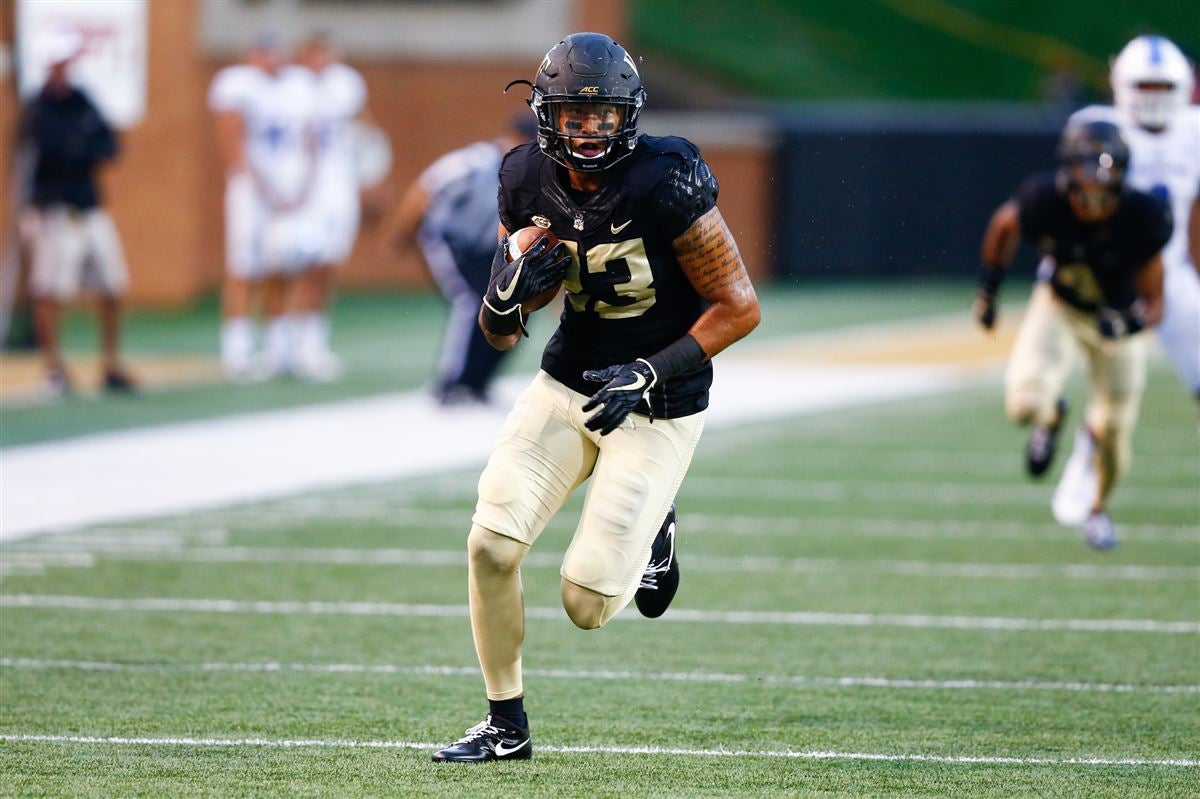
103,369,139,395
1026,397,1068,478
431,714,531,763
635,503,679,619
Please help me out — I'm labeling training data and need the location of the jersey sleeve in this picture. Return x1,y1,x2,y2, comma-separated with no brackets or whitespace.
208,67,249,113
649,141,719,240
1014,174,1057,242
334,64,367,117
497,143,538,233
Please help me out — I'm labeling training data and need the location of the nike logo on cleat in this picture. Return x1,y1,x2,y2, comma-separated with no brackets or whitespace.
494,739,529,757
610,219,632,235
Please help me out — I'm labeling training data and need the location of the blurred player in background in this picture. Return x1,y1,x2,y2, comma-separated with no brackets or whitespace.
973,120,1171,550
290,32,372,382
390,114,536,406
18,30,136,398
209,34,319,382
1069,35,1199,405
432,32,760,763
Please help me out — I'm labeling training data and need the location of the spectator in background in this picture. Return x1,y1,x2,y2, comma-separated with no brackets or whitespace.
19,29,135,398
208,33,319,382
390,114,537,405
289,32,374,383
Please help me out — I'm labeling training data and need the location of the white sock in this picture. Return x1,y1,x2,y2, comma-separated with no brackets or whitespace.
264,316,296,375
220,317,257,375
299,312,331,358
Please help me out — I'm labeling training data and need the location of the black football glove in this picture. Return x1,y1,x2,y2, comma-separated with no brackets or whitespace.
972,266,1004,330
1097,303,1147,340
582,359,658,436
483,235,570,316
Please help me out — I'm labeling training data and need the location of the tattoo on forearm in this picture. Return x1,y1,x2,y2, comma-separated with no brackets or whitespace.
677,209,752,297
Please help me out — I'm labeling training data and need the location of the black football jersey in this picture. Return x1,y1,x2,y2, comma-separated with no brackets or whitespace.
1015,173,1172,312
498,136,716,418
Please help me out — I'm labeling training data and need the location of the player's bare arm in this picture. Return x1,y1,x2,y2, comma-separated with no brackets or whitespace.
674,206,761,357
1135,252,1165,326
387,182,429,257
213,111,248,175
974,200,1021,329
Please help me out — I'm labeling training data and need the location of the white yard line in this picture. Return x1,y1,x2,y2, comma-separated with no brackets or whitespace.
681,476,1199,509
3,594,1195,633
38,508,1188,543
3,657,1195,695
0,354,967,540
5,545,1194,582
0,733,1194,767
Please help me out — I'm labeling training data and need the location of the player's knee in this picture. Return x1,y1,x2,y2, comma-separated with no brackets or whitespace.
467,524,526,576
560,578,607,630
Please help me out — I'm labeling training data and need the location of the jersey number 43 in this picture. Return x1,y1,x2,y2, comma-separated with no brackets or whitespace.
561,239,656,320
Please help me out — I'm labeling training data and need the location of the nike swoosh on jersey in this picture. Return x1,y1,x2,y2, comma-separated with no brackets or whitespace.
610,219,632,235
609,373,647,392
495,261,523,302
493,738,529,757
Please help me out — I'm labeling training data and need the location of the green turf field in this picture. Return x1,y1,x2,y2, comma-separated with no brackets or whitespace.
1,282,1197,796
630,0,1200,101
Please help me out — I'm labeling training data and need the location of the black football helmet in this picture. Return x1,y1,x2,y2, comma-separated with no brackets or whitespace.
1056,119,1130,219
1056,119,1130,190
511,32,646,173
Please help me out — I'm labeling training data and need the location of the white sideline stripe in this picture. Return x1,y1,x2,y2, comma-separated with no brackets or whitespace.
0,360,967,540
4,658,1196,696
0,733,1194,767
3,594,1196,634
12,545,1196,582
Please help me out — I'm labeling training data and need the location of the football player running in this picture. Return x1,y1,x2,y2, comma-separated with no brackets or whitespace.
973,120,1171,550
1069,36,1199,406
432,32,760,763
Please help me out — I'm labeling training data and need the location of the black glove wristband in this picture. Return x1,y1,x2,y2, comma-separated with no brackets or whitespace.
978,264,1005,298
480,300,525,337
1098,303,1147,339
643,334,708,383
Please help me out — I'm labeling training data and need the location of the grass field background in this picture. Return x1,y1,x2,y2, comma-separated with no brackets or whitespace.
1,284,1198,797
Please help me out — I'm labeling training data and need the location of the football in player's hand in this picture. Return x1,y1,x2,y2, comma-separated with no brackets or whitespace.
507,226,560,262
508,226,564,310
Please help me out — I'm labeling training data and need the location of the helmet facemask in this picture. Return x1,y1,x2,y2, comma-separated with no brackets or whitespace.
535,95,643,172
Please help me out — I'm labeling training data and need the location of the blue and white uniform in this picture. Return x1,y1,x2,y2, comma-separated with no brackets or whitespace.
304,62,367,265
207,64,318,277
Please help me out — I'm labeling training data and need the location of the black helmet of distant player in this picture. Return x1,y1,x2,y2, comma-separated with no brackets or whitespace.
1057,119,1130,220
524,32,646,172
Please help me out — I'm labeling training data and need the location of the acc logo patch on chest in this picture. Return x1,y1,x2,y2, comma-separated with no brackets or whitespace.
531,215,552,229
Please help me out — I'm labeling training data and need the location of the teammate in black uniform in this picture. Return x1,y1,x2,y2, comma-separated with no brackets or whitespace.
973,120,1170,550
432,33,760,763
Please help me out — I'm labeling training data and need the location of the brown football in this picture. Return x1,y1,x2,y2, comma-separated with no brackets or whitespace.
506,225,560,262
507,226,563,311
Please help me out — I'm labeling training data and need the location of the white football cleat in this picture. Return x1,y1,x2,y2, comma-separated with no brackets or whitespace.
293,348,344,384
1083,510,1117,551
1052,427,1098,526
